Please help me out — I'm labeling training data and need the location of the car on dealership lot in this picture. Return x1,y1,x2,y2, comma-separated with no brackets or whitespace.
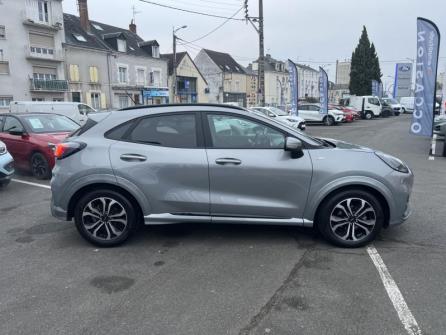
434,115,446,137
0,113,79,179
0,140,14,188
50,104,413,248
297,103,345,125
399,97,414,113
348,96,383,119
382,98,402,116
250,106,306,130
329,105,358,122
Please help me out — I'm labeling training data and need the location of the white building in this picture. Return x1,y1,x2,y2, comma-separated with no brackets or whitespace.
0,0,68,109
296,64,320,99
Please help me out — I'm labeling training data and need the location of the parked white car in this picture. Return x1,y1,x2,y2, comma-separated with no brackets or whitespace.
297,104,345,126
9,101,96,125
251,106,306,130
382,98,402,116
399,97,414,114
348,96,382,119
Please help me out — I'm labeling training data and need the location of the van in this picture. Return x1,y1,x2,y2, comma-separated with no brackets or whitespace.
348,96,382,120
399,97,414,113
9,101,96,125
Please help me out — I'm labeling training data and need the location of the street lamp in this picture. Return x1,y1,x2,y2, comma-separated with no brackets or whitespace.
173,25,188,103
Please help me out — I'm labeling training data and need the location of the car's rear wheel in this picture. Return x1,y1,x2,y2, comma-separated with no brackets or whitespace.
0,180,10,188
317,189,384,248
323,115,335,126
401,108,406,114
74,189,137,247
30,152,51,179
364,111,373,120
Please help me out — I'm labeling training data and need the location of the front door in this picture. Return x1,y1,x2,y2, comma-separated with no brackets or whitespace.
109,112,209,216
204,113,313,219
0,116,30,170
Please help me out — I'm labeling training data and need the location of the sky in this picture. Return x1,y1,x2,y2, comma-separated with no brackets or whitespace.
63,0,446,89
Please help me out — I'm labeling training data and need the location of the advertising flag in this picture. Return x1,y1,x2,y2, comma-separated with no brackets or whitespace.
319,67,328,115
378,82,384,98
393,63,413,99
372,80,380,97
441,67,446,116
288,60,299,116
411,18,441,137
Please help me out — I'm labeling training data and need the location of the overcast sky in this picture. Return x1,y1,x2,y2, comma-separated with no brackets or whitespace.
64,0,446,88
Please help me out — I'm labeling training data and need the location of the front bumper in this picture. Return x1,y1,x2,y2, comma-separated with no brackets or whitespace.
387,169,414,226
0,153,14,183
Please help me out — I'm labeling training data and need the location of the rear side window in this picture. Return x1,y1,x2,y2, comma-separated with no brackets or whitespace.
105,121,134,140
126,114,197,148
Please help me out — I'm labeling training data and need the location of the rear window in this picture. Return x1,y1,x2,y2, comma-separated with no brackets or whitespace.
69,118,97,137
21,114,79,133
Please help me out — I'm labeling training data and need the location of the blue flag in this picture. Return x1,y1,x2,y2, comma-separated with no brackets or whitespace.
288,60,299,116
411,18,440,137
371,80,380,97
319,67,328,114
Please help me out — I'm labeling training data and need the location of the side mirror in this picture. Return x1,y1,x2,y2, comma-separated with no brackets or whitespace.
285,137,303,153
9,129,25,136
268,113,276,117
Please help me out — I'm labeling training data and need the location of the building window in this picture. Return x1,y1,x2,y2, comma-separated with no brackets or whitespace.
72,33,87,42
136,68,146,86
0,26,5,39
69,64,80,82
89,66,99,83
33,73,56,80
118,66,128,84
0,61,9,75
118,95,129,109
91,93,100,109
117,39,127,52
235,81,240,92
92,23,103,31
32,98,45,102
152,46,159,58
72,92,81,102
38,0,49,23
0,96,12,108
150,69,161,87
53,98,64,102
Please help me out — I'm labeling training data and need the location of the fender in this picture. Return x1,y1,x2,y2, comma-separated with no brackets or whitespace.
303,176,395,223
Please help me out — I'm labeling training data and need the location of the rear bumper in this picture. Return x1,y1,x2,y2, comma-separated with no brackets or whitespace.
51,196,69,221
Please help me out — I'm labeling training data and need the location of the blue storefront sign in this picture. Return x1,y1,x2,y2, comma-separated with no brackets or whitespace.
143,88,170,98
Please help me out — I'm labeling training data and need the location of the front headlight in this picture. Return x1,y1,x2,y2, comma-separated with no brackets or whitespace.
286,118,298,123
375,151,409,173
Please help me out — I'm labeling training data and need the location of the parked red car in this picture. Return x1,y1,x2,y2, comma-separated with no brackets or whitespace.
0,113,79,179
329,105,360,122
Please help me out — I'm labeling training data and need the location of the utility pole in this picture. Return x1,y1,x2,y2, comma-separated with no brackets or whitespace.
245,0,265,107
172,25,187,104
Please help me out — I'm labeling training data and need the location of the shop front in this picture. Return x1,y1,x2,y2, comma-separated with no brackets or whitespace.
143,87,169,105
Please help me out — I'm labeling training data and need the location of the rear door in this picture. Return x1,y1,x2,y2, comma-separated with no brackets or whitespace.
109,112,210,216
204,112,313,219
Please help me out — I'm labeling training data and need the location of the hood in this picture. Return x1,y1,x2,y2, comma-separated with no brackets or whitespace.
277,115,304,122
319,137,374,152
32,132,71,143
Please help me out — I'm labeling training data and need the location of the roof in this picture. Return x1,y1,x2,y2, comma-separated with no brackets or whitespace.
202,49,246,74
120,103,245,112
295,63,319,73
161,52,187,76
63,13,157,57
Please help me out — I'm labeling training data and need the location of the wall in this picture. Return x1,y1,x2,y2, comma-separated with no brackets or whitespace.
194,50,222,104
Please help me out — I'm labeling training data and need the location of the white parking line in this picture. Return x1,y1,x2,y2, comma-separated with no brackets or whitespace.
429,135,437,161
11,179,51,190
367,246,422,335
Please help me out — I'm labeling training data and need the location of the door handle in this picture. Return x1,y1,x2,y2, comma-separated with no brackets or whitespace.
120,154,147,162
215,158,242,165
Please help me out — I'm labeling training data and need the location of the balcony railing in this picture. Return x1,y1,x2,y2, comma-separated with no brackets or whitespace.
30,79,68,92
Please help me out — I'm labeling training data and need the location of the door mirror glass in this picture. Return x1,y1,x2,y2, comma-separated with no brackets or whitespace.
285,137,303,152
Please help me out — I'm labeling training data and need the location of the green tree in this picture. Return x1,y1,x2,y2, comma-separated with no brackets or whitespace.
349,27,382,95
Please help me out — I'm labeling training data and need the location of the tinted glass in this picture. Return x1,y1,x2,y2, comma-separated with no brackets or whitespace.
207,114,285,149
368,98,380,105
105,121,134,140
3,117,24,132
127,114,197,148
78,104,95,115
21,115,79,133
70,118,98,137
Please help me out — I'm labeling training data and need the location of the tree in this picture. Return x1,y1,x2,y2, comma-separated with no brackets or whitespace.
349,26,382,96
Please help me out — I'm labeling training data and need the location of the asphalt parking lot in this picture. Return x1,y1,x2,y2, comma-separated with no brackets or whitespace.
1,114,445,335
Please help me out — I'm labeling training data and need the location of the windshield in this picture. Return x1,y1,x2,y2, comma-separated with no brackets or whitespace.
21,114,80,133
384,98,398,104
268,107,288,116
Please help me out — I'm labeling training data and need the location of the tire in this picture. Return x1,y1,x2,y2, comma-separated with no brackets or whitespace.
0,179,10,188
30,152,51,180
401,108,406,114
323,115,335,126
74,189,137,247
317,189,384,248
364,111,373,120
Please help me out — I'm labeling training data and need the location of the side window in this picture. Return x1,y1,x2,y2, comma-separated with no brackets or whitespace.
368,98,380,106
78,104,95,115
126,114,197,148
309,105,320,111
207,114,285,149
0,116,4,131
105,121,134,140
3,117,24,132
299,105,307,111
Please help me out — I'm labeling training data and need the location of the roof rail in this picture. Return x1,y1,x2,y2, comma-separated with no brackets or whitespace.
119,103,246,112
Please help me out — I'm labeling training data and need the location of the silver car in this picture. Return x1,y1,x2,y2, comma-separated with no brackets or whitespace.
50,104,413,248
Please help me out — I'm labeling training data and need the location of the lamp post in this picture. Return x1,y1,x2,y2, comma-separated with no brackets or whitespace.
173,25,187,103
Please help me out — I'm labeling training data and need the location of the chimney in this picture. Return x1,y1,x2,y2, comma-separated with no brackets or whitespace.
78,0,90,33
129,19,137,34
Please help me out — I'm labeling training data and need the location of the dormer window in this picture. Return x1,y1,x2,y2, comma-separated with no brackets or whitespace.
73,33,87,42
92,23,103,31
152,46,159,58
117,39,127,52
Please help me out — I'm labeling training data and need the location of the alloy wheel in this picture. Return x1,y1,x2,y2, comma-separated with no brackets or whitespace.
82,197,128,241
31,155,48,178
329,198,376,242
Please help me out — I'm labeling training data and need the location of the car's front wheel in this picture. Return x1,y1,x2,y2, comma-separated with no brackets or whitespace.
323,115,335,126
317,189,384,248
74,189,137,247
364,111,373,120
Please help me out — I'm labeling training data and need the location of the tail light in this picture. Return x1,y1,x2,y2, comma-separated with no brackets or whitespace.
54,142,86,160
